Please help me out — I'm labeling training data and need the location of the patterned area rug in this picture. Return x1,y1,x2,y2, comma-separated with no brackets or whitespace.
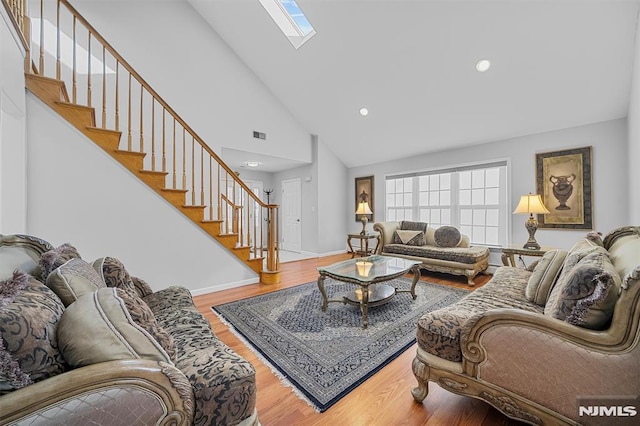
212,278,468,412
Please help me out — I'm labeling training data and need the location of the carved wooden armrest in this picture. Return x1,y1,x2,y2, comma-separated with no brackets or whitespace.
0,359,194,425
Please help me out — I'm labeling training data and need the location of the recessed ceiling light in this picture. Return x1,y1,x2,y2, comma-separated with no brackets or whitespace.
359,108,369,116
476,59,491,72
244,161,262,168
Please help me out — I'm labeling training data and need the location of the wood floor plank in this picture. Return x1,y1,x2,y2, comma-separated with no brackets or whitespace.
193,253,524,425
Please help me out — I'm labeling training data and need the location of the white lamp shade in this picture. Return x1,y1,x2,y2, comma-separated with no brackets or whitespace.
355,201,373,215
513,193,550,214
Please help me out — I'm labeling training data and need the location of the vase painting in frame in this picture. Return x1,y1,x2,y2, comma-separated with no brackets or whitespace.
536,146,593,229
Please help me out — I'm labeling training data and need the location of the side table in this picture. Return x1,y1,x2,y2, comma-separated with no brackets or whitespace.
501,245,555,268
347,233,380,258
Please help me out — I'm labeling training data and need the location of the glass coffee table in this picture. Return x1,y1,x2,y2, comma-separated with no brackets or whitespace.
317,255,421,328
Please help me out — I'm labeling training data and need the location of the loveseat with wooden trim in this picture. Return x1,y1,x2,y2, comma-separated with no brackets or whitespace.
411,226,640,425
0,234,259,426
373,221,490,285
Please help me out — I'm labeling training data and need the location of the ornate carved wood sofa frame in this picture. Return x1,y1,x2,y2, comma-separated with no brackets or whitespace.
0,234,259,426
373,221,489,285
411,226,640,425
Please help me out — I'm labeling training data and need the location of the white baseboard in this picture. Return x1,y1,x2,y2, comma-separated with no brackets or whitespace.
189,277,259,297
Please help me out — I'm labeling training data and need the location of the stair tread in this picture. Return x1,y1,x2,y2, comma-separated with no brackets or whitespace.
201,219,223,223
162,188,188,193
86,126,122,135
115,149,146,157
55,101,93,110
139,170,168,176
182,204,206,208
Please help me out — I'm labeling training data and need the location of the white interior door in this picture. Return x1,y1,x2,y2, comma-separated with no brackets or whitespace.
282,178,302,252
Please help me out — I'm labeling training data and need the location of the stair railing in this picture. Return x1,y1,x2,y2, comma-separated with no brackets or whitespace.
18,0,280,277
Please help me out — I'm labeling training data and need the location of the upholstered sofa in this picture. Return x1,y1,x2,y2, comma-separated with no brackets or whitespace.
0,234,259,426
412,226,640,425
373,221,490,285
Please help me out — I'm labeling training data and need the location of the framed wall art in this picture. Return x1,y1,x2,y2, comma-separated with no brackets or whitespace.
536,146,593,229
354,176,374,222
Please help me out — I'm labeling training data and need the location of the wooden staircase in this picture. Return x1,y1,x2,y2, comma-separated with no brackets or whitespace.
26,73,268,279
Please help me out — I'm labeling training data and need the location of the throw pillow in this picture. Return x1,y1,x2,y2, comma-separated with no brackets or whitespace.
400,221,428,233
46,258,106,307
92,257,139,298
434,226,462,248
131,276,154,298
393,230,425,246
525,249,568,305
544,251,620,329
39,243,81,282
57,288,173,367
1,271,67,395
115,288,176,362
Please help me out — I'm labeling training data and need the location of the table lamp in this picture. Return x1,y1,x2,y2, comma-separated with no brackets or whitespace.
513,193,550,250
355,201,373,235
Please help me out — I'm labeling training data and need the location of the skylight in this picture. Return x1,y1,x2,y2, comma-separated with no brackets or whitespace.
259,0,316,49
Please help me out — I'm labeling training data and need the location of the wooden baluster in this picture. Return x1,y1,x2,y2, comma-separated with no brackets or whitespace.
224,171,229,234
209,156,213,220
182,128,186,190
200,145,204,206
38,0,43,74
115,62,119,131
87,32,91,106
151,100,155,170
101,46,106,128
162,108,166,173
217,164,222,221
172,118,176,188
55,0,60,79
191,136,195,204
72,16,76,103
139,84,143,153
23,15,31,73
127,74,132,150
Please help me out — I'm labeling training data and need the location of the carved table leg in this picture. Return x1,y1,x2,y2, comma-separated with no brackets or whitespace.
410,265,421,300
360,284,369,329
411,357,430,403
317,273,328,311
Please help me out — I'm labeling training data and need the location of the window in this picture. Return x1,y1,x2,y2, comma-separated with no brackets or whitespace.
259,0,316,49
386,161,508,246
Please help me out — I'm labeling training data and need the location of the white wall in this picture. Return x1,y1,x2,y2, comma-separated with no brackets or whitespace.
629,8,640,224
0,12,27,233
26,94,257,294
71,0,312,166
348,119,629,251
316,136,348,253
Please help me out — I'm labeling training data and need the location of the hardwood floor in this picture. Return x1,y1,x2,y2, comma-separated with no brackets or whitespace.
193,253,523,425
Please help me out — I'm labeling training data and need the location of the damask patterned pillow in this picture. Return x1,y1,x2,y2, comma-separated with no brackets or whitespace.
1,271,67,395
46,258,106,307
116,289,175,361
544,251,620,329
92,257,139,298
525,249,568,305
392,230,425,246
400,221,428,233
39,243,81,282
434,226,462,248
131,276,154,297
58,288,173,367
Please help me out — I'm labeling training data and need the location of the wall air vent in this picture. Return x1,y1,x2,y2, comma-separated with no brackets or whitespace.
253,131,267,140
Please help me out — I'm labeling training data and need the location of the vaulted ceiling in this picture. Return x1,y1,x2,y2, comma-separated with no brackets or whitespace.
188,0,640,170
